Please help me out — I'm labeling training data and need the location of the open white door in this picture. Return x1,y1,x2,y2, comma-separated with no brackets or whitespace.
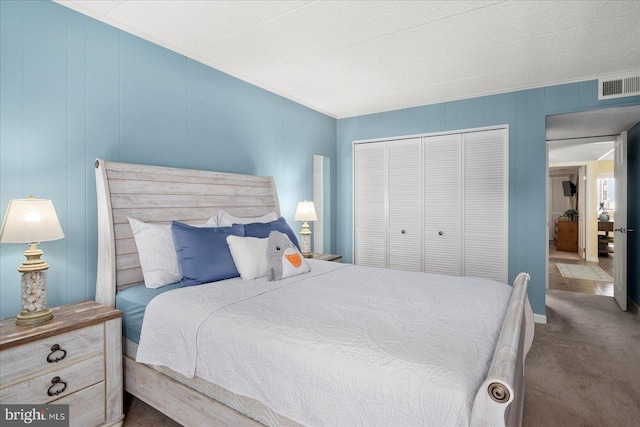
613,131,628,311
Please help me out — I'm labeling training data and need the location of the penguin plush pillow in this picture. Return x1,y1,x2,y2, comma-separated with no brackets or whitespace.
267,231,310,281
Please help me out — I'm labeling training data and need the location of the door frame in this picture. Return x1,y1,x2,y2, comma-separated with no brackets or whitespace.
577,165,587,260
546,158,600,296
545,106,634,308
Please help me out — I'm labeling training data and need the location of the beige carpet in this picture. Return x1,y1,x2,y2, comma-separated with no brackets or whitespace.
523,290,640,427
557,263,614,282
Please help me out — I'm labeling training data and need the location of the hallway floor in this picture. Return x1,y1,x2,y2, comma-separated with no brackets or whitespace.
548,241,614,296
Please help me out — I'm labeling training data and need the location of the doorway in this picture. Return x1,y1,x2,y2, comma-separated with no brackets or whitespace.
546,105,640,303
547,161,615,296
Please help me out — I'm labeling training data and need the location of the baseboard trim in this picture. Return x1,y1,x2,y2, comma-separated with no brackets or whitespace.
534,314,547,324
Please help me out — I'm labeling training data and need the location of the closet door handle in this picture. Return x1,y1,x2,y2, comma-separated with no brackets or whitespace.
401,230,406,234
438,231,443,236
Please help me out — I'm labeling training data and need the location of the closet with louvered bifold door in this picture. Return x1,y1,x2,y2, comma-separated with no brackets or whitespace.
422,133,462,276
388,138,422,271
353,127,508,283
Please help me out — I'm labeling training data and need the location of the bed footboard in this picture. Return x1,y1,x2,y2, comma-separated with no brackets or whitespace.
470,272,533,427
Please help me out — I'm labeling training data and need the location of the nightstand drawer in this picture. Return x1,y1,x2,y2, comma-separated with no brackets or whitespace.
0,324,103,384
0,301,123,426
54,381,106,427
0,353,104,404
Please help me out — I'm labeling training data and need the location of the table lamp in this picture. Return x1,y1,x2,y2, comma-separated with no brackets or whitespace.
294,200,317,258
0,197,65,325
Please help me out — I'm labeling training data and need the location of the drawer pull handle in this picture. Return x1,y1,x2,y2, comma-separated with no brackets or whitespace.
47,344,67,363
47,376,67,397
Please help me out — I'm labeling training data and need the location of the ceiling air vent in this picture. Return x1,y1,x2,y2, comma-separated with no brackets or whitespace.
598,73,640,100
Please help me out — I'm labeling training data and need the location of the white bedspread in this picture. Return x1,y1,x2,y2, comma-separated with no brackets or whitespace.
137,261,513,426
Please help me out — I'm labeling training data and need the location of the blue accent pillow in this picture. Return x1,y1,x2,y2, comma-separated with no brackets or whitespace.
242,217,300,251
171,222,245,287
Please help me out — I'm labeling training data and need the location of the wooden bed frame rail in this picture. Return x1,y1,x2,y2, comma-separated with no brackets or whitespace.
94,158,533,427
471,272,533,427
123,355,260,426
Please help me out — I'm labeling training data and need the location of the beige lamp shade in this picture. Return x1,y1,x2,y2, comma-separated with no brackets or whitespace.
0,197,65,244
294,201,318,222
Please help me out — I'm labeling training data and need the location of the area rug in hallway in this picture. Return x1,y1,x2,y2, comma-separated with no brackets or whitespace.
556,263,613,281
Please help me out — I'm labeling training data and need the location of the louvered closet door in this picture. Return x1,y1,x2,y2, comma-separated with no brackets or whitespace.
463,129,508,282
423,134,462,276
354,143,387,267
388,139,422,271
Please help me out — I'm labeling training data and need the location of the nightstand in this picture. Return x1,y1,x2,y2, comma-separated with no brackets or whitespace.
310,253,343,262
0,301,124,427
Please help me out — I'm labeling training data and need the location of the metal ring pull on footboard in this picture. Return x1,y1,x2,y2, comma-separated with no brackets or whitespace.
488,382,510,403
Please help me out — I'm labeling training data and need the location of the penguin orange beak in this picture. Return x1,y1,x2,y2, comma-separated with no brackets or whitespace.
285,251,302,268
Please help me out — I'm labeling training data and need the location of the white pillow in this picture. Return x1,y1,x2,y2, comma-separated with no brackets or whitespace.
202,216,218,227
128,216,217,288
218,209,278,227
226,235,269,280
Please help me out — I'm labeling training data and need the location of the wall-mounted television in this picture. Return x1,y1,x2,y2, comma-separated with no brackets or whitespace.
562,180,576,197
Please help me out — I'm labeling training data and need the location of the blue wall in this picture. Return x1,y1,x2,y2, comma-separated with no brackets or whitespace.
337,85,640,316
0,1,336,318
2,1,638,320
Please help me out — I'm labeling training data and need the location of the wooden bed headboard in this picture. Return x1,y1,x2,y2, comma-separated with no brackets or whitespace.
94,159,281,307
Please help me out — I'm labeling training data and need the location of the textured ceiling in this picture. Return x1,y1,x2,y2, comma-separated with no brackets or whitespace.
546,106,640,142
55,0,640,118
548,141,615,164
547,105,640,164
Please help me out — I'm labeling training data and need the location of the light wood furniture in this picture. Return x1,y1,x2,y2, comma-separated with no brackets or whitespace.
554,219,578,252
94,158,533,427
354,127,508,282
310,253,342,262
0,301,123,427
598,221,614,254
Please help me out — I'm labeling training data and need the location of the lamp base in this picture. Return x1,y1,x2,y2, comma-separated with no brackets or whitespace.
16,266,53,326
16,307,53,326
299,223,312,257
